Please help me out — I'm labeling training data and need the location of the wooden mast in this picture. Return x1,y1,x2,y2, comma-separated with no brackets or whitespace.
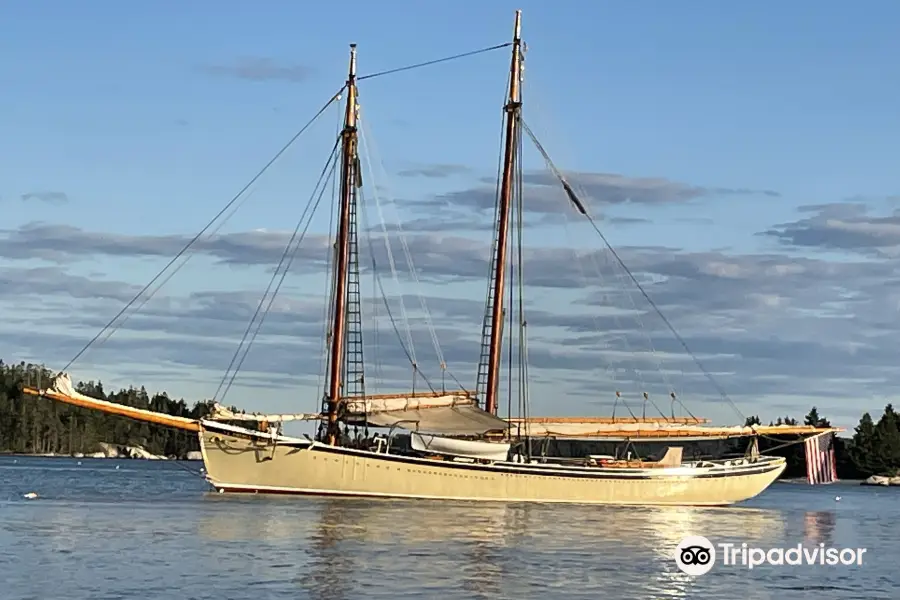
484,11,523,416
325,44,359,445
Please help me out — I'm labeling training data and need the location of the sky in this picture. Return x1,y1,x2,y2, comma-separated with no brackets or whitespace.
2,1,900,434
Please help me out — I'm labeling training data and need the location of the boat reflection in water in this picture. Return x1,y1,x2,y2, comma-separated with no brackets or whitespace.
197,494,787,599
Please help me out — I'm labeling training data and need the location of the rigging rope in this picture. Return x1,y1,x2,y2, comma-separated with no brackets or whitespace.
476,67,514,403
523,83,678,417
520,119,744,423
60,87,346,373
214,134,343,402
358,189,437,394
315,99,345,410
357,109,448,375
357,117,419,368
357,43,512,81
91,185,262,351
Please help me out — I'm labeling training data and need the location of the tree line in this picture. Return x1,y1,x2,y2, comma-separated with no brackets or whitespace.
2,359,900,477
734,405,900,479
0,360,220,459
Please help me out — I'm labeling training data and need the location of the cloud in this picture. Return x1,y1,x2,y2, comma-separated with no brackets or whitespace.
391,170,779,235
197,57,313,83
425,170,778,214
395,164,472,179
521,171,780,208
0,266,141,303
607,216,651,226
0,222,332,266
21,191,69,204
4,179,899,431
763,202,900,256
0,213,896,431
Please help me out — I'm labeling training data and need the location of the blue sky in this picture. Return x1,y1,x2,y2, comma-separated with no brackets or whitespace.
3,1,900,433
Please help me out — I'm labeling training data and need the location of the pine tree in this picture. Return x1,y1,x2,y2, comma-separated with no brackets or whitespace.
874,405,900,475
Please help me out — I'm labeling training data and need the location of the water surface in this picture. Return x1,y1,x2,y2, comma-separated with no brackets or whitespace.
0,456,895,599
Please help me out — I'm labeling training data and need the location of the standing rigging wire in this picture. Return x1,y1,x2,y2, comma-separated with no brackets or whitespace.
506,64,525,424
214,134,344,403
315,96,345,412
355,188,383,394
59,88,346,374
357,186,438,394
354,122,457,394
356,109,451,387
356,116,418,371
522,81,672,417
477,67,515,406
357,42,512,82
514,101,531,445
91,185,267,351
520,119,743,423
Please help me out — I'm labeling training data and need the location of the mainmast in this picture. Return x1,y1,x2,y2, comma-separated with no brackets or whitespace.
324,44,359,445
483,12,523,415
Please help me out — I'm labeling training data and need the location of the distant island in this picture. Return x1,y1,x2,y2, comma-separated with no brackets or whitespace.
2,359,899,482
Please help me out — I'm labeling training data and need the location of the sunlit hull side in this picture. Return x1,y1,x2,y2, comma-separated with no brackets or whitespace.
198,422,786,506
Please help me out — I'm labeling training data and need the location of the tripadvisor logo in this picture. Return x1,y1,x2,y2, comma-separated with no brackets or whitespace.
673,536,867,575
675,536,716,575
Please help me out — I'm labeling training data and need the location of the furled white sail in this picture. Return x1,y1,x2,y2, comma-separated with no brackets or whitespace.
342,392,510,435
207,403,319,423
510,419,828,440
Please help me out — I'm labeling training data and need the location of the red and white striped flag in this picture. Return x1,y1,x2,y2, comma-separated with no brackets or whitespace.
805,432,838,484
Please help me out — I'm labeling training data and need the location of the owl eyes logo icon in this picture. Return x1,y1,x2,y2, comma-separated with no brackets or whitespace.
674,535,716,575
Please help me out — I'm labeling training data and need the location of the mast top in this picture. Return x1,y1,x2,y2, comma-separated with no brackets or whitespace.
513,10,522,42
348,44,357,79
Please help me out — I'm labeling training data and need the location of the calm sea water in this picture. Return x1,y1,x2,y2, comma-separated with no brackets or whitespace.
0,456,895,600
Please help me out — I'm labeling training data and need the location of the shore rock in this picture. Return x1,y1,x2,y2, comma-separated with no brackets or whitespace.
186,451,203,461
95,442,166,460
861,475,900,486
96,443,120,458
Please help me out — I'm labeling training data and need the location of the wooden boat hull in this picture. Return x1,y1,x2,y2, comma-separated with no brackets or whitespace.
199,422,786,506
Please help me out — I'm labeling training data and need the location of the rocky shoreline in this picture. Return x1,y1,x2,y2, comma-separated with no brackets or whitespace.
3,443,203,461
860,475,900,486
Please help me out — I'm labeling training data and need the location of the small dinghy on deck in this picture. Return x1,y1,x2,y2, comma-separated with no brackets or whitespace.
410,432,511,462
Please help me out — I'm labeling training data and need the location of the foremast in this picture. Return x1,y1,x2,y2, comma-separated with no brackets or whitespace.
323,44,360,445
479,11,523,415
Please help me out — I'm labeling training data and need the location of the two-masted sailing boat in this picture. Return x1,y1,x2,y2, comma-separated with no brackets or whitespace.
23,11,840,505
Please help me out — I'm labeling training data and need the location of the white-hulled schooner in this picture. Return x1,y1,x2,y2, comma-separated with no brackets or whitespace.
24,11,840,505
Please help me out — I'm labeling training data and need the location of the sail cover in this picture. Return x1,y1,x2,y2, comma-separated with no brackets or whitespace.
508,419,840,440
342,393,510,435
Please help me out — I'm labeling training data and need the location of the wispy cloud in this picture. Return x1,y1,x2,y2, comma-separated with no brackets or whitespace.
399,169,780,220
762,201,900,256
197,57,313,83
21,191,69,205
396,164,473,179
